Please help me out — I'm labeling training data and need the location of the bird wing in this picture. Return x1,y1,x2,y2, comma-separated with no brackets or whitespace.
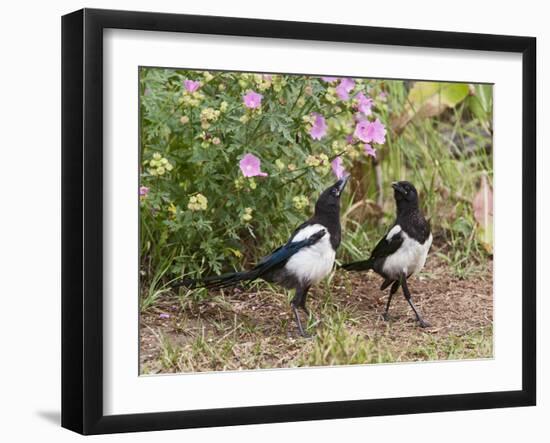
289,220,314,241
254,228,326,275
340,224,404,272
369,223,405,260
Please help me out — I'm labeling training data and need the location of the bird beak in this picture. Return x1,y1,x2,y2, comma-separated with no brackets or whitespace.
392,181,406,195
335,175,350,196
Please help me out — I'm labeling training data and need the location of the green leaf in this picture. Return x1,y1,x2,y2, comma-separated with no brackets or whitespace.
466,96,486,121
475,84,493,114
472,172,493,254
392,82,470,132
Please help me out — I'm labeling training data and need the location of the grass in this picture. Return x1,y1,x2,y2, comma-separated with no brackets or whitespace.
144,322,493,373
140,256,493,374
300,325,493,367
142,307,493,374
409,326,493,361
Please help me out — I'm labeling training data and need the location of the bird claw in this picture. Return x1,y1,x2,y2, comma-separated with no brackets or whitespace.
299,330,314,339
418,319,431,328
295,321,314,339
381,313,391,322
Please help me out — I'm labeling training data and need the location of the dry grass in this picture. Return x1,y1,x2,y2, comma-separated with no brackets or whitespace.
140,255,493,374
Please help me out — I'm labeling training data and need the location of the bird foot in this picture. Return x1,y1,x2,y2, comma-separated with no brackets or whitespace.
381,312,392,322
418,319,431,328
298,330,314,339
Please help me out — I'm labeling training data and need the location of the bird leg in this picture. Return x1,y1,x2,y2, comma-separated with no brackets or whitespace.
292,305,309,338
382,280,400,321
298,286,310,315
400,276,431,328
291,286,311,338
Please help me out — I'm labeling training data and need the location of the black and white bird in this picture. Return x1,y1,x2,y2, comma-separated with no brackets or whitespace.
173,176,349,337
341,181,432,327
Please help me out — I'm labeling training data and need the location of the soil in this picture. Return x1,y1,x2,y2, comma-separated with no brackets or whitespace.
140,256,493,374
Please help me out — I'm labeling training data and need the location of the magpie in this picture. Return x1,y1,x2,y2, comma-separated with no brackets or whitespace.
173,176,349,337
341,181,432,327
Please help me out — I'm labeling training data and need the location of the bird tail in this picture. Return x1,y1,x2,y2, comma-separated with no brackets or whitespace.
340,258,374,272
171,270,257,291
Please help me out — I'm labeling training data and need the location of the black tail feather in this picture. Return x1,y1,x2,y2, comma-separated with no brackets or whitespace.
171,277,197,289
171,270,257,290
340,258,374,272
202,271,253,290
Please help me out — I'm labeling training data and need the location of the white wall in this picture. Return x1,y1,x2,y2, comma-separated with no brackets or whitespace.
0,0,546,441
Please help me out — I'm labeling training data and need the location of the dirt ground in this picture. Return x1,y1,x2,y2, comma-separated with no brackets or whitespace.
140,256,493,374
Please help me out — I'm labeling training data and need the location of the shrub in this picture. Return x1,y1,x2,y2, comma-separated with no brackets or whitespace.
139,69,388,282
139,68,493,291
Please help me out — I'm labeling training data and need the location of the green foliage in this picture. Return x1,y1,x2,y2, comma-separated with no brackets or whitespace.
139,68,493,298
393,81,470,131
139,69,385,284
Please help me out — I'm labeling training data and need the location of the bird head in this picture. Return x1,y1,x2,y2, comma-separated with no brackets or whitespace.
392,181,419,209
314,175,350,216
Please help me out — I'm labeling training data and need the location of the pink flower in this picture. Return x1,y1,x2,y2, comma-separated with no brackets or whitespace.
243,91,263,109
159,313,170,319
355,92,373,115
367,118,387,144
364,144,377,158
354,118,386,144
239,153,268,177
321,76,338,83
331,157,346,179
309,113,328,140
354,120,370,143
345,134,355,144
335,78,355,100
184,79,201,92
139,186,150,197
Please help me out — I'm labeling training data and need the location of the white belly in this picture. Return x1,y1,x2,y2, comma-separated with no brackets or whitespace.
285,224,336,285
382,232,432,278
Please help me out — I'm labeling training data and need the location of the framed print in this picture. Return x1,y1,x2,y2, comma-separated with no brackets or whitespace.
61,8,536,435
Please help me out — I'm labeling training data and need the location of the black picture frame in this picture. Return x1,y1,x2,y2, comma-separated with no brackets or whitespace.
62,8,536,435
